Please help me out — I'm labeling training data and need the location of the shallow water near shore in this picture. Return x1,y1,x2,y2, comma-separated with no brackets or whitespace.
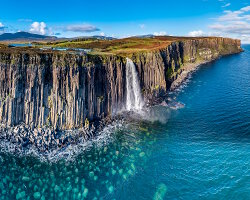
1,45,250,199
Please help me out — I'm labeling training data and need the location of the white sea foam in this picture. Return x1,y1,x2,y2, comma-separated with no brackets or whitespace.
0,120,125,162
0,58,188,162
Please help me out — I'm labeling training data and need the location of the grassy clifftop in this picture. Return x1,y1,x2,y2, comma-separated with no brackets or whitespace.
42,36,176,55
0,35,243,129
0,36,240,56
0,36,242,59
39,36,242,56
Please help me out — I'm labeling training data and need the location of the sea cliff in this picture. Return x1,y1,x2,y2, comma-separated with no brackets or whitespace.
0,37,242,131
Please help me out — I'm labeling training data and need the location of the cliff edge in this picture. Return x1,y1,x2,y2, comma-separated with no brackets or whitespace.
0,37,243,130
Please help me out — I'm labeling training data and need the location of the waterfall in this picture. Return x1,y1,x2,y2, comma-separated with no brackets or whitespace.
126,58,144,111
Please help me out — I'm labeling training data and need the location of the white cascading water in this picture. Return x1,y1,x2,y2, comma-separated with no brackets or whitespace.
126,58,144,111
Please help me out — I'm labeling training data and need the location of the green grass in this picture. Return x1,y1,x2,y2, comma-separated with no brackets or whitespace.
31,36,193,56
1,36,234,57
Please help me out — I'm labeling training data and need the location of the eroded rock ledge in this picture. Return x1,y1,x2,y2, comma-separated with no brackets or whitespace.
0,37,242,132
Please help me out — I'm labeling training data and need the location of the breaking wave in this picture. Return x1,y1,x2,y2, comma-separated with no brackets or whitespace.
0,120,126,162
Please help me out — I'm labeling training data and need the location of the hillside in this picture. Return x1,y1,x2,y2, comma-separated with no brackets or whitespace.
0,36,242,57
0,31,57,41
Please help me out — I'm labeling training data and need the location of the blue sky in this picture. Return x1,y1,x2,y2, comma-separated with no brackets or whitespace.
0,0,250,43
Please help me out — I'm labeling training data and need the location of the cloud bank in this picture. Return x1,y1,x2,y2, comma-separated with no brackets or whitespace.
30,22,47,35
153,31,167,36
0,22,5,31
222,3,231,8
209,6,250,43
188,30,205,37
64,24,100,33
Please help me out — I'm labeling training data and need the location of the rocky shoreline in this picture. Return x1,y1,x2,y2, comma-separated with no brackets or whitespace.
0,123,94,153
0,55,242,157
169,50,243,91
0,116,118,156
0,58,200,157
170,60,210,91
0,37,243,158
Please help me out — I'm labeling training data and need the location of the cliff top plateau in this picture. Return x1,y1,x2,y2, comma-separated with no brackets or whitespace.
0,36,242,57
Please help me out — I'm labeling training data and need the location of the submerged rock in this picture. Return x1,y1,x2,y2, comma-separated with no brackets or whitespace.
16,191,26,200
22,176,30,182
89,171,94,178
33,192,41,199
139,152,145,157
153,183,167,200
108,185,114,193
111,168,116,175
83,188,88,198
0,123,96,157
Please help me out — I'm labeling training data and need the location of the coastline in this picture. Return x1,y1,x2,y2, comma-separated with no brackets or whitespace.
0,59,223,158
0,39,243,159
169,50,243,91
0,115,121,161
170,60,211,91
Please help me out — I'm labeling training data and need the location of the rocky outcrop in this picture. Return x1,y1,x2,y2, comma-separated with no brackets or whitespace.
0,122,95,152
131,37,242,98
0,53,126,129
0,37,242,130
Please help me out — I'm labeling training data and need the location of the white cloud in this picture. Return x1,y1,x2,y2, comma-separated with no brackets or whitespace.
65,24,100,33
30,22,47,35
240,34,250,43
241,6,250,12
209,5,250,43
153,31,167,36
222,3,231,8
100,32,105,36
0,22,5,32
210,22,250,34
218,6,250,21
218,11,243,21
188,30,205,37
47,27,55,36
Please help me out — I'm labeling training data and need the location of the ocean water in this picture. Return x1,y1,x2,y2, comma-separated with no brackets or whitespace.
0,45,250,200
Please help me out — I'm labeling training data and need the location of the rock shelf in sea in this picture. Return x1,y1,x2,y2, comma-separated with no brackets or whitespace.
0,123,95,154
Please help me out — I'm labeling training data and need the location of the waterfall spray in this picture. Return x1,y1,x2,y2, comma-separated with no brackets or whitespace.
126,58,144,111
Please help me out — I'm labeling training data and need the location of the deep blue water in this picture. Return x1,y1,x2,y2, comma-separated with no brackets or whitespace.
0,45,249,200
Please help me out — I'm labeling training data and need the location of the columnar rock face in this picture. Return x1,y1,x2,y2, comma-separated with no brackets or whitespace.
0,37,242,129
132,37,242,97
0,53,126,129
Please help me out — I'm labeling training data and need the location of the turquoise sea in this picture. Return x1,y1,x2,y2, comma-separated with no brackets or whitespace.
0,45,249,200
